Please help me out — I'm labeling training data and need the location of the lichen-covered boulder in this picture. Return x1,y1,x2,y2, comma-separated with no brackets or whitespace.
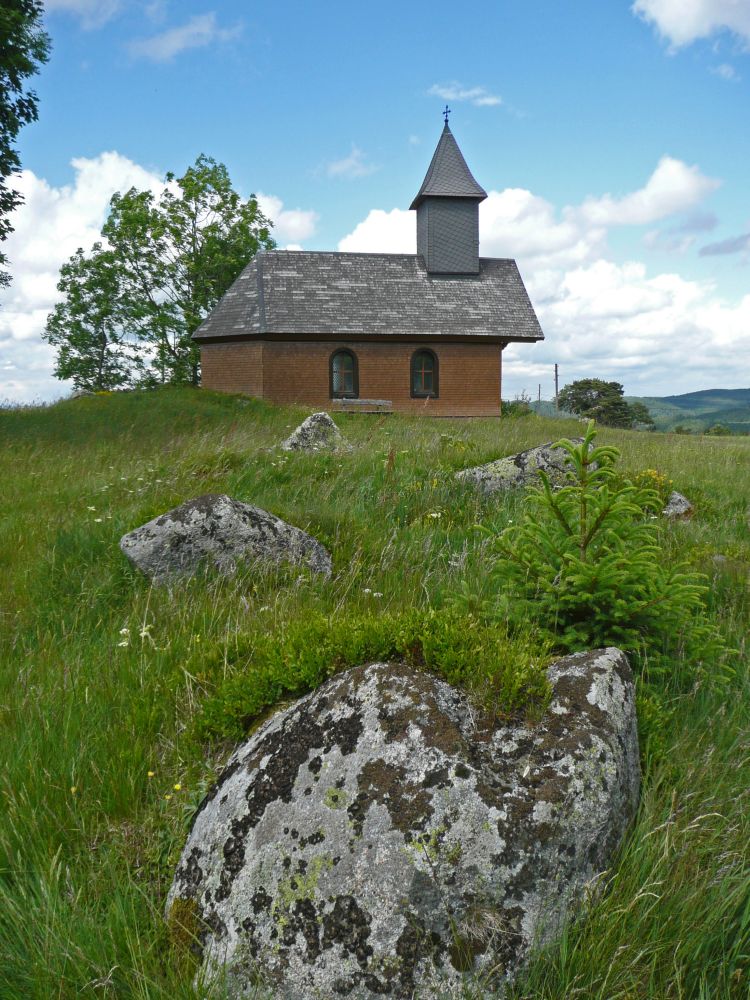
455,439,582,494
663,490,693,520
120,494,331,583
281,412,350,452
167,649,639,998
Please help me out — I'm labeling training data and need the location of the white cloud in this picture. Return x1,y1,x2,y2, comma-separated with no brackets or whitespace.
633,0,750,48
337,154,744,397
0,152,165,403
712,61,741,79
326,146,378,180
256,193,318,244
338,208,415,253
479,190,607,272
577,156,720,227
45,0,122,29
128,13,242,62
428,83,502,107
505,262,750,398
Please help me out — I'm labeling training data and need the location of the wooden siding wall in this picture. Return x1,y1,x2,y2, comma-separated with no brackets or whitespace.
200,340,503,416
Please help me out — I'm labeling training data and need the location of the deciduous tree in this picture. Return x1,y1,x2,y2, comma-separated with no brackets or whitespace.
0,0,49,287
43,244,140,391
101,155,275,385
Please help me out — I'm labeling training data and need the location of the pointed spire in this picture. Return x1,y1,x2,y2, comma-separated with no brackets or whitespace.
410,123,487,210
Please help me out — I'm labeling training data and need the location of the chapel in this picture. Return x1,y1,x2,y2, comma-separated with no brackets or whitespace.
194,117,543,416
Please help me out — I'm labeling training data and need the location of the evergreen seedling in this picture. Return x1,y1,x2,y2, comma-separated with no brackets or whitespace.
484,423,728,683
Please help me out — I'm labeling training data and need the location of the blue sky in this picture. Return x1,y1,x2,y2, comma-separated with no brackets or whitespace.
2,0,749,402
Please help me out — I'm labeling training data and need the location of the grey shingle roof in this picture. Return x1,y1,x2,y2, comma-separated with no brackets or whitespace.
194,250,544,343
409,124,487,210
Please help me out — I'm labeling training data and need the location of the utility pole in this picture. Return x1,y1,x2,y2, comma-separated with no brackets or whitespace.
537,383,541,404
554,364,559,411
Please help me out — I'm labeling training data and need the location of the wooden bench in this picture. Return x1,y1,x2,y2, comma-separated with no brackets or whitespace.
331,398,393,414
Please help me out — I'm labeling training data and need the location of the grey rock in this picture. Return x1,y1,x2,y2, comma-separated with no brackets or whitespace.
456,439,582,494
662,491,693,520
281,412,350,453
167,648,639,999
120,494,331,583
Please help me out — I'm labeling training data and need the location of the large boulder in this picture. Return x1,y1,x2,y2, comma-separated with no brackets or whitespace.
167,649,639,998
456,439,582,494
120,494,331,583
281,412,350,452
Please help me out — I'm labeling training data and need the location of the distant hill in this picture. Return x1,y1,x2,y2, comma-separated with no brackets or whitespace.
626,388,750,433
529,388,750,433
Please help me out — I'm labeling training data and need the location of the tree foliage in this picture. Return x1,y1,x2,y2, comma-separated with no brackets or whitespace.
45,155,275,388
628,401,655,428
0,0,49,287
101,155,275,385
558,378,653,429
43,244,140,391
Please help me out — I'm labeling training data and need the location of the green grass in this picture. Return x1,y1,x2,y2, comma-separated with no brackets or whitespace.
1,387,748,998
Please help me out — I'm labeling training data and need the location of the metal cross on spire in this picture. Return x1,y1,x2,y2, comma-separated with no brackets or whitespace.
443,104,451,125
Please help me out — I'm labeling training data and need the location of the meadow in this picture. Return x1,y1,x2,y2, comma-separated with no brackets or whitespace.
1,388,748,999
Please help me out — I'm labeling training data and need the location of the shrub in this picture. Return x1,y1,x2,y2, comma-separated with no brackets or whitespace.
705,423,732,436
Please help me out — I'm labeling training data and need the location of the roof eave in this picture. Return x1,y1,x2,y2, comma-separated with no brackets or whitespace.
409,191,488,211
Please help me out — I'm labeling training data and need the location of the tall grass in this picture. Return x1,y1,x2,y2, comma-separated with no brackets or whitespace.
1,388,748,997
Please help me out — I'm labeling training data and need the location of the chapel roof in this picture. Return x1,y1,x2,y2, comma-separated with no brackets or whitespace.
193,250,544,344
409,123,487,210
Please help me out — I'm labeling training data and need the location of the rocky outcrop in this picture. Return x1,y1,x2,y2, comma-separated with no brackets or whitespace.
167,648,639,999
456,439,581,494
281,412,350,452
663,491,693,520
120,494,331,583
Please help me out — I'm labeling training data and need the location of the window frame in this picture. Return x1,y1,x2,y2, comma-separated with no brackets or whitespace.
410,349,439,399
329,348,359,399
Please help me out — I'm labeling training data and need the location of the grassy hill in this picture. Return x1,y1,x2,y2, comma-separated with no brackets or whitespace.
1,389,749,998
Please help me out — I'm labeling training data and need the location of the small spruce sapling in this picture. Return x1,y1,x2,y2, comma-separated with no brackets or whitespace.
483,422,729,684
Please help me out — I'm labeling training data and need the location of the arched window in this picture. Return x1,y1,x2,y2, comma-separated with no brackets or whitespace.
411,349,438,398
330,349,358,399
